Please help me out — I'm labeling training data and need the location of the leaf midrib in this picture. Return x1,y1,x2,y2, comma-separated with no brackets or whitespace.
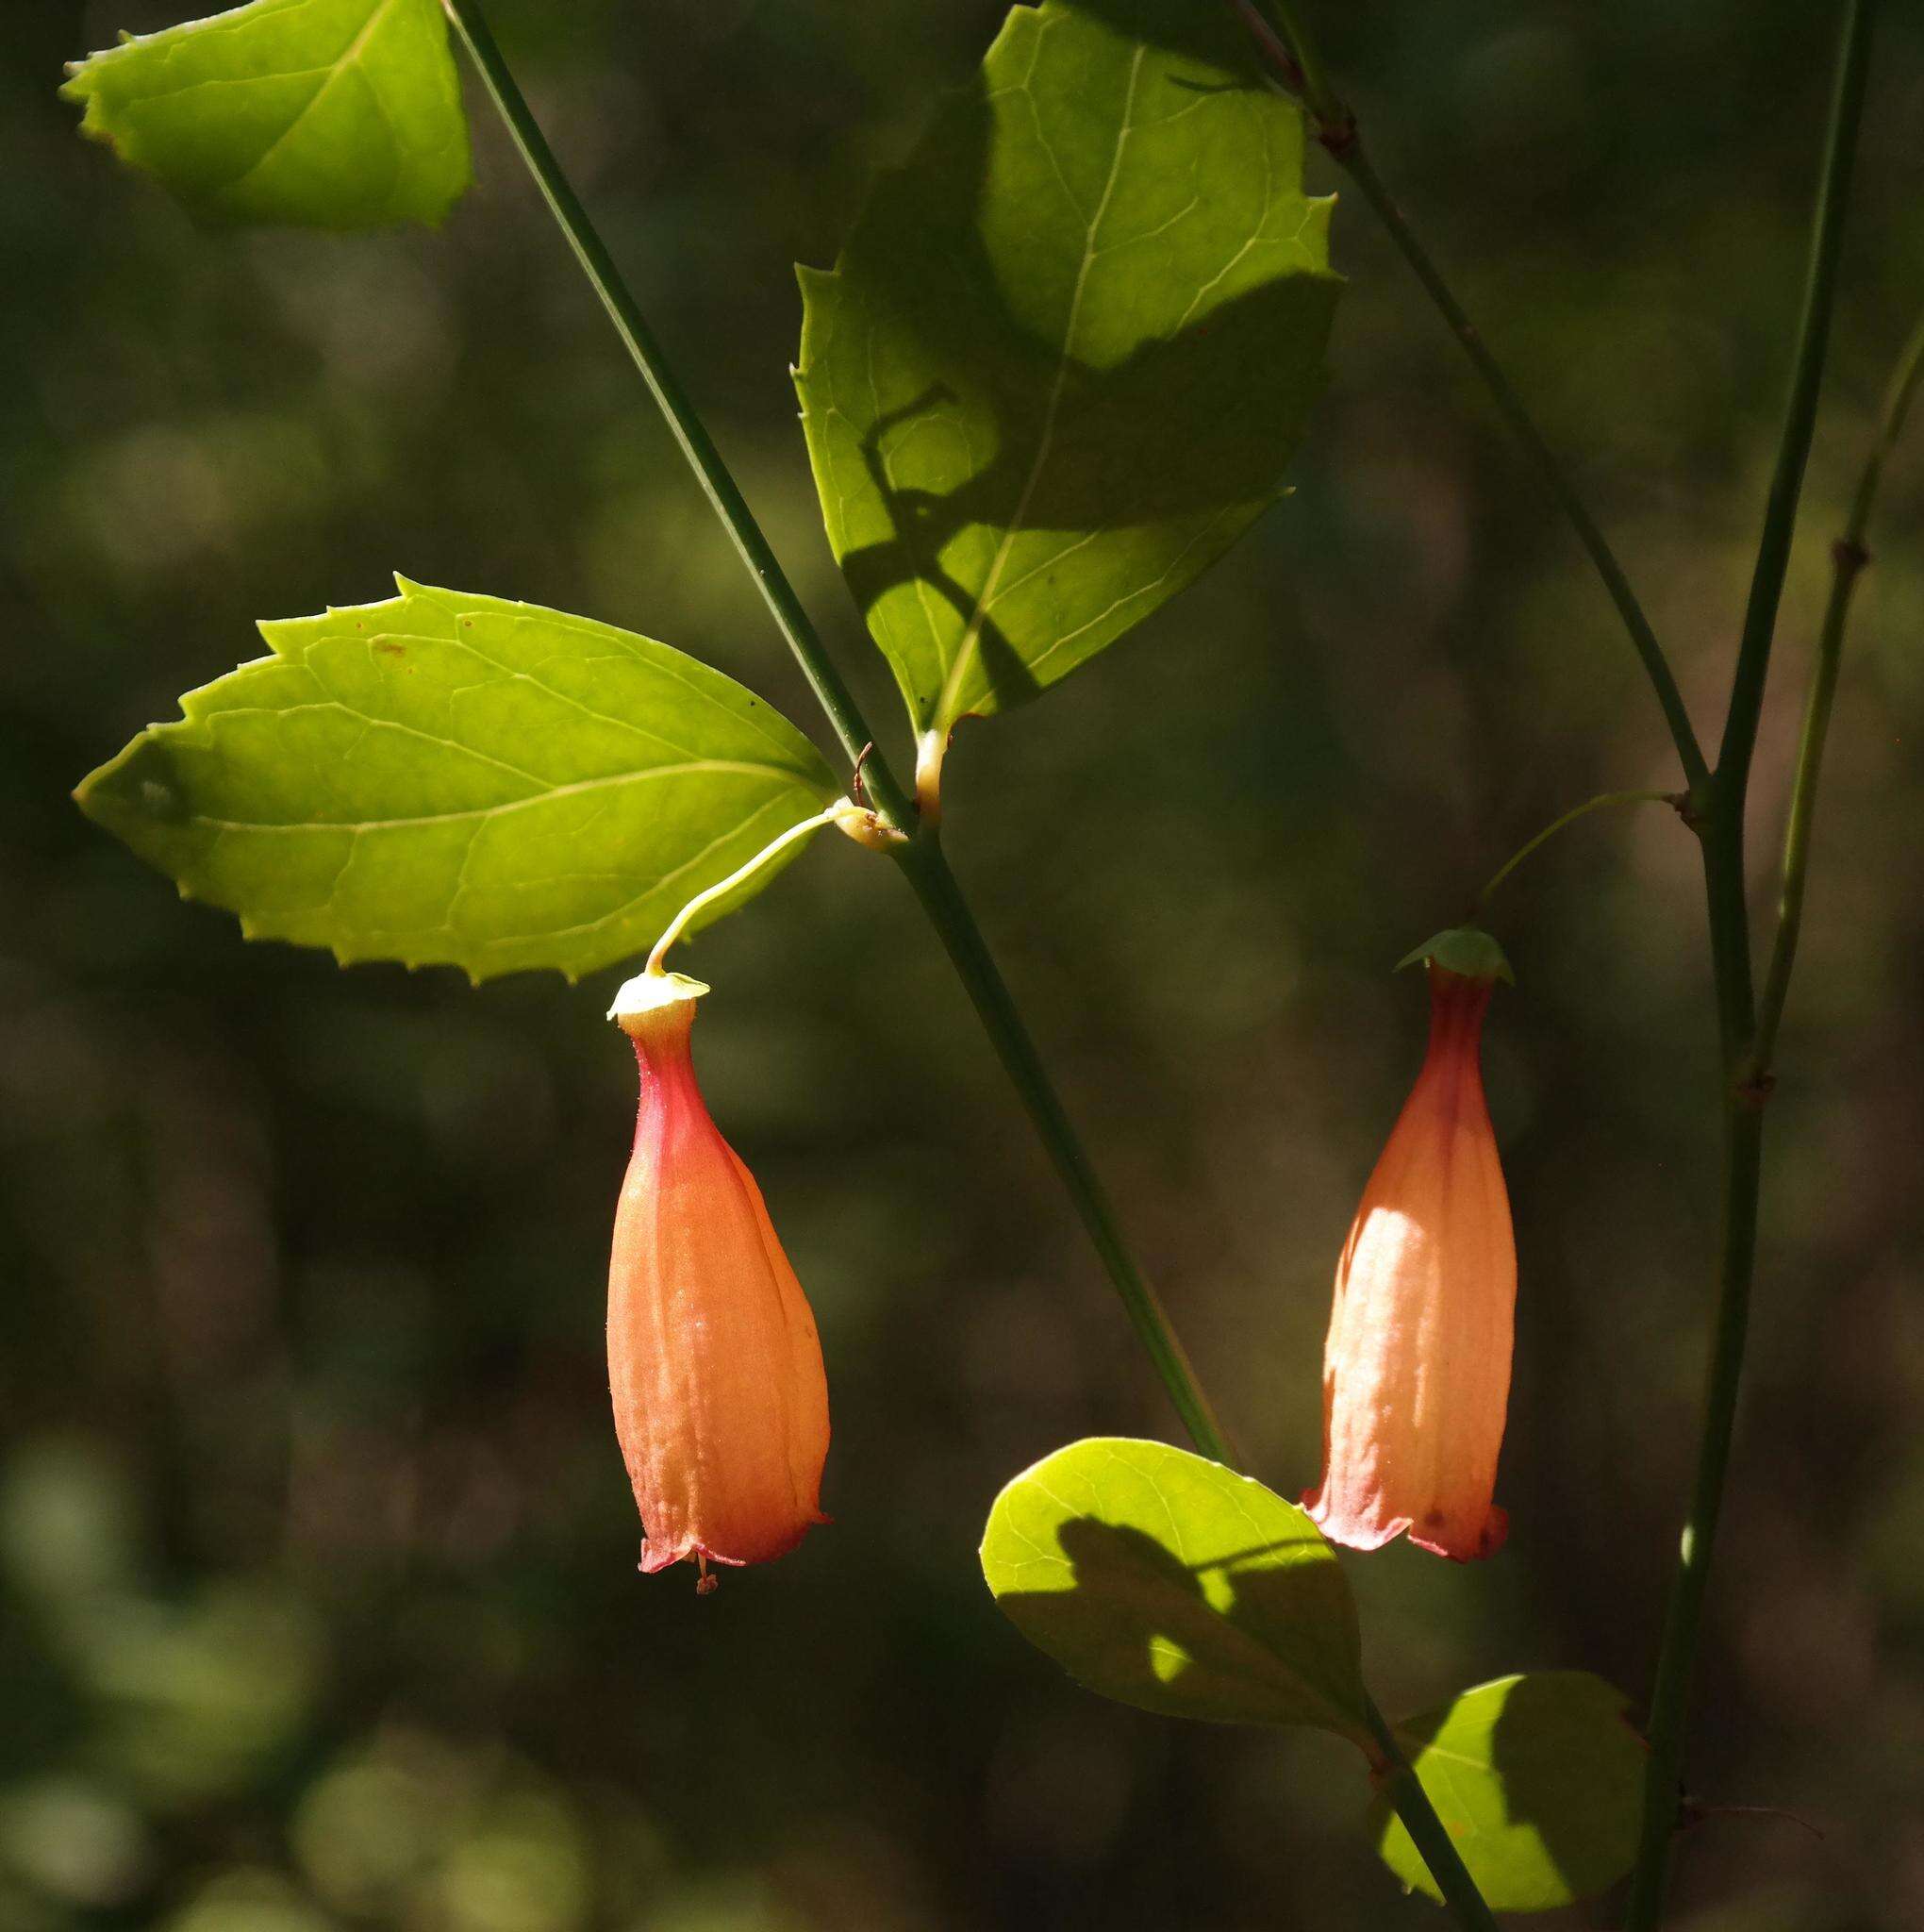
166,757,799,836
929,39,1149,735
215,0,407,193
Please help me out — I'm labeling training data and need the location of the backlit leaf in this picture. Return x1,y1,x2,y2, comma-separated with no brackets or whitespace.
76,580,838,982
798,0,1339,765
1372,1673,1647,1911
64,0,471,229
980,1438,1371,1745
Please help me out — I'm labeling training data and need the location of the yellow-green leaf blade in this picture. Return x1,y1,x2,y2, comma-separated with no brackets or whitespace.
980,1438,1371,1746
1372,1673,1648,1911
76,580,839,982
63,0,471,230
797,0,1339,744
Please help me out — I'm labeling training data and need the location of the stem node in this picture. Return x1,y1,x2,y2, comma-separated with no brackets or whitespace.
1733,1071,1778,1112
1676,784,1715,835
1316,111,1359,159
831,798,910,853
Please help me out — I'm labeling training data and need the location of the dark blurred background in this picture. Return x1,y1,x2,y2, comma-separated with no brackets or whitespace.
3,3,1921,1927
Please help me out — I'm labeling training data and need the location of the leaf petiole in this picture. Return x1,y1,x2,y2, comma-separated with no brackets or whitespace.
1471,790,1682,916
643,801,857,978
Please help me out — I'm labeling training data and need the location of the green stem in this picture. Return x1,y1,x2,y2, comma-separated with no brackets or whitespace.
1337,139,1708,788
1626,1059,1765,1928
1625,9,1877,1924
440,0,1229,1453
1745,545,1860,1075
1471,790,1677,914
438,0,913,833
445,10,1503,1920
1845,308,1924,536
1226,0,1345,138
901,825,1509,1932
1750,308,1924,1079
1363,1701,1501,1932
892,834,1236,1465
1715,0,1879,811
1233,5,1707,789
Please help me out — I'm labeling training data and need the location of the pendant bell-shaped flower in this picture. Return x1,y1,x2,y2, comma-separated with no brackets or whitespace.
606,972,830,1582
1303,931,1516,1561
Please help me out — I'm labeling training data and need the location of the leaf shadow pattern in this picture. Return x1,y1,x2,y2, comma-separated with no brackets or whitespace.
1487,1672,1646,1899
800,0,1341,729
994,1515,1367,1740
839,385,1043,717
994,1504,1647,1908
1378,1670,1649,1908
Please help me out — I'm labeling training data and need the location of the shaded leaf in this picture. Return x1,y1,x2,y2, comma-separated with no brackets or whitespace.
1372,1672,1647,1911
77,579,838,982
64,0,471,229
797,0,1339,765
980,1438,1370,1745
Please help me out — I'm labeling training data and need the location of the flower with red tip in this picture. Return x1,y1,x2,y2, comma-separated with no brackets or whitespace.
1302,929,1515,1562
606,971,829,1581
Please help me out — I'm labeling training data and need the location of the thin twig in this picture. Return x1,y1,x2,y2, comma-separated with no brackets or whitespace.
1471,790,1679,915
1626,9,1880,1925
1714,1,1881,816
1228,1,1708,787
1750,308,1924,1078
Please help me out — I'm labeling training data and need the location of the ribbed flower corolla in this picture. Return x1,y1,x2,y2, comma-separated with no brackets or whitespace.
606,973,829,1582
1303,938,1515,1562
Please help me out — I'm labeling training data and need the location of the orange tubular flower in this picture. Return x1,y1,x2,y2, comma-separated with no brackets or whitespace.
1303,930,1516,1562
606,972,829,1583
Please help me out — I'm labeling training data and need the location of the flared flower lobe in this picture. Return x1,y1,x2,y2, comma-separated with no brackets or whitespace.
608,986,829,1577
1303,962,1514,1561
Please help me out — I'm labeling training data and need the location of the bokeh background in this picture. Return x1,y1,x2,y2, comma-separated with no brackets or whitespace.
4,3,1922,1927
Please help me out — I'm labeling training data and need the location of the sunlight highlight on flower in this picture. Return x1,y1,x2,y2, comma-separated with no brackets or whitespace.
1303,930,1516,1562
606,971,830,1582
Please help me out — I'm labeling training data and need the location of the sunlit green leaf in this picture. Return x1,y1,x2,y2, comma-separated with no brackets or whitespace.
979,1437,1370,1744
797,0,1339,763
77,580,839,982
63,0,471,229
1372,1672,1647,1911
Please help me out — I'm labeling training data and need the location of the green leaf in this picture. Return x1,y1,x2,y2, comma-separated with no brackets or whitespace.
797,0,1339,760
76,579,840,982
63,0,471,230
1371,1673,1647,1911
979,1438,1371,1745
